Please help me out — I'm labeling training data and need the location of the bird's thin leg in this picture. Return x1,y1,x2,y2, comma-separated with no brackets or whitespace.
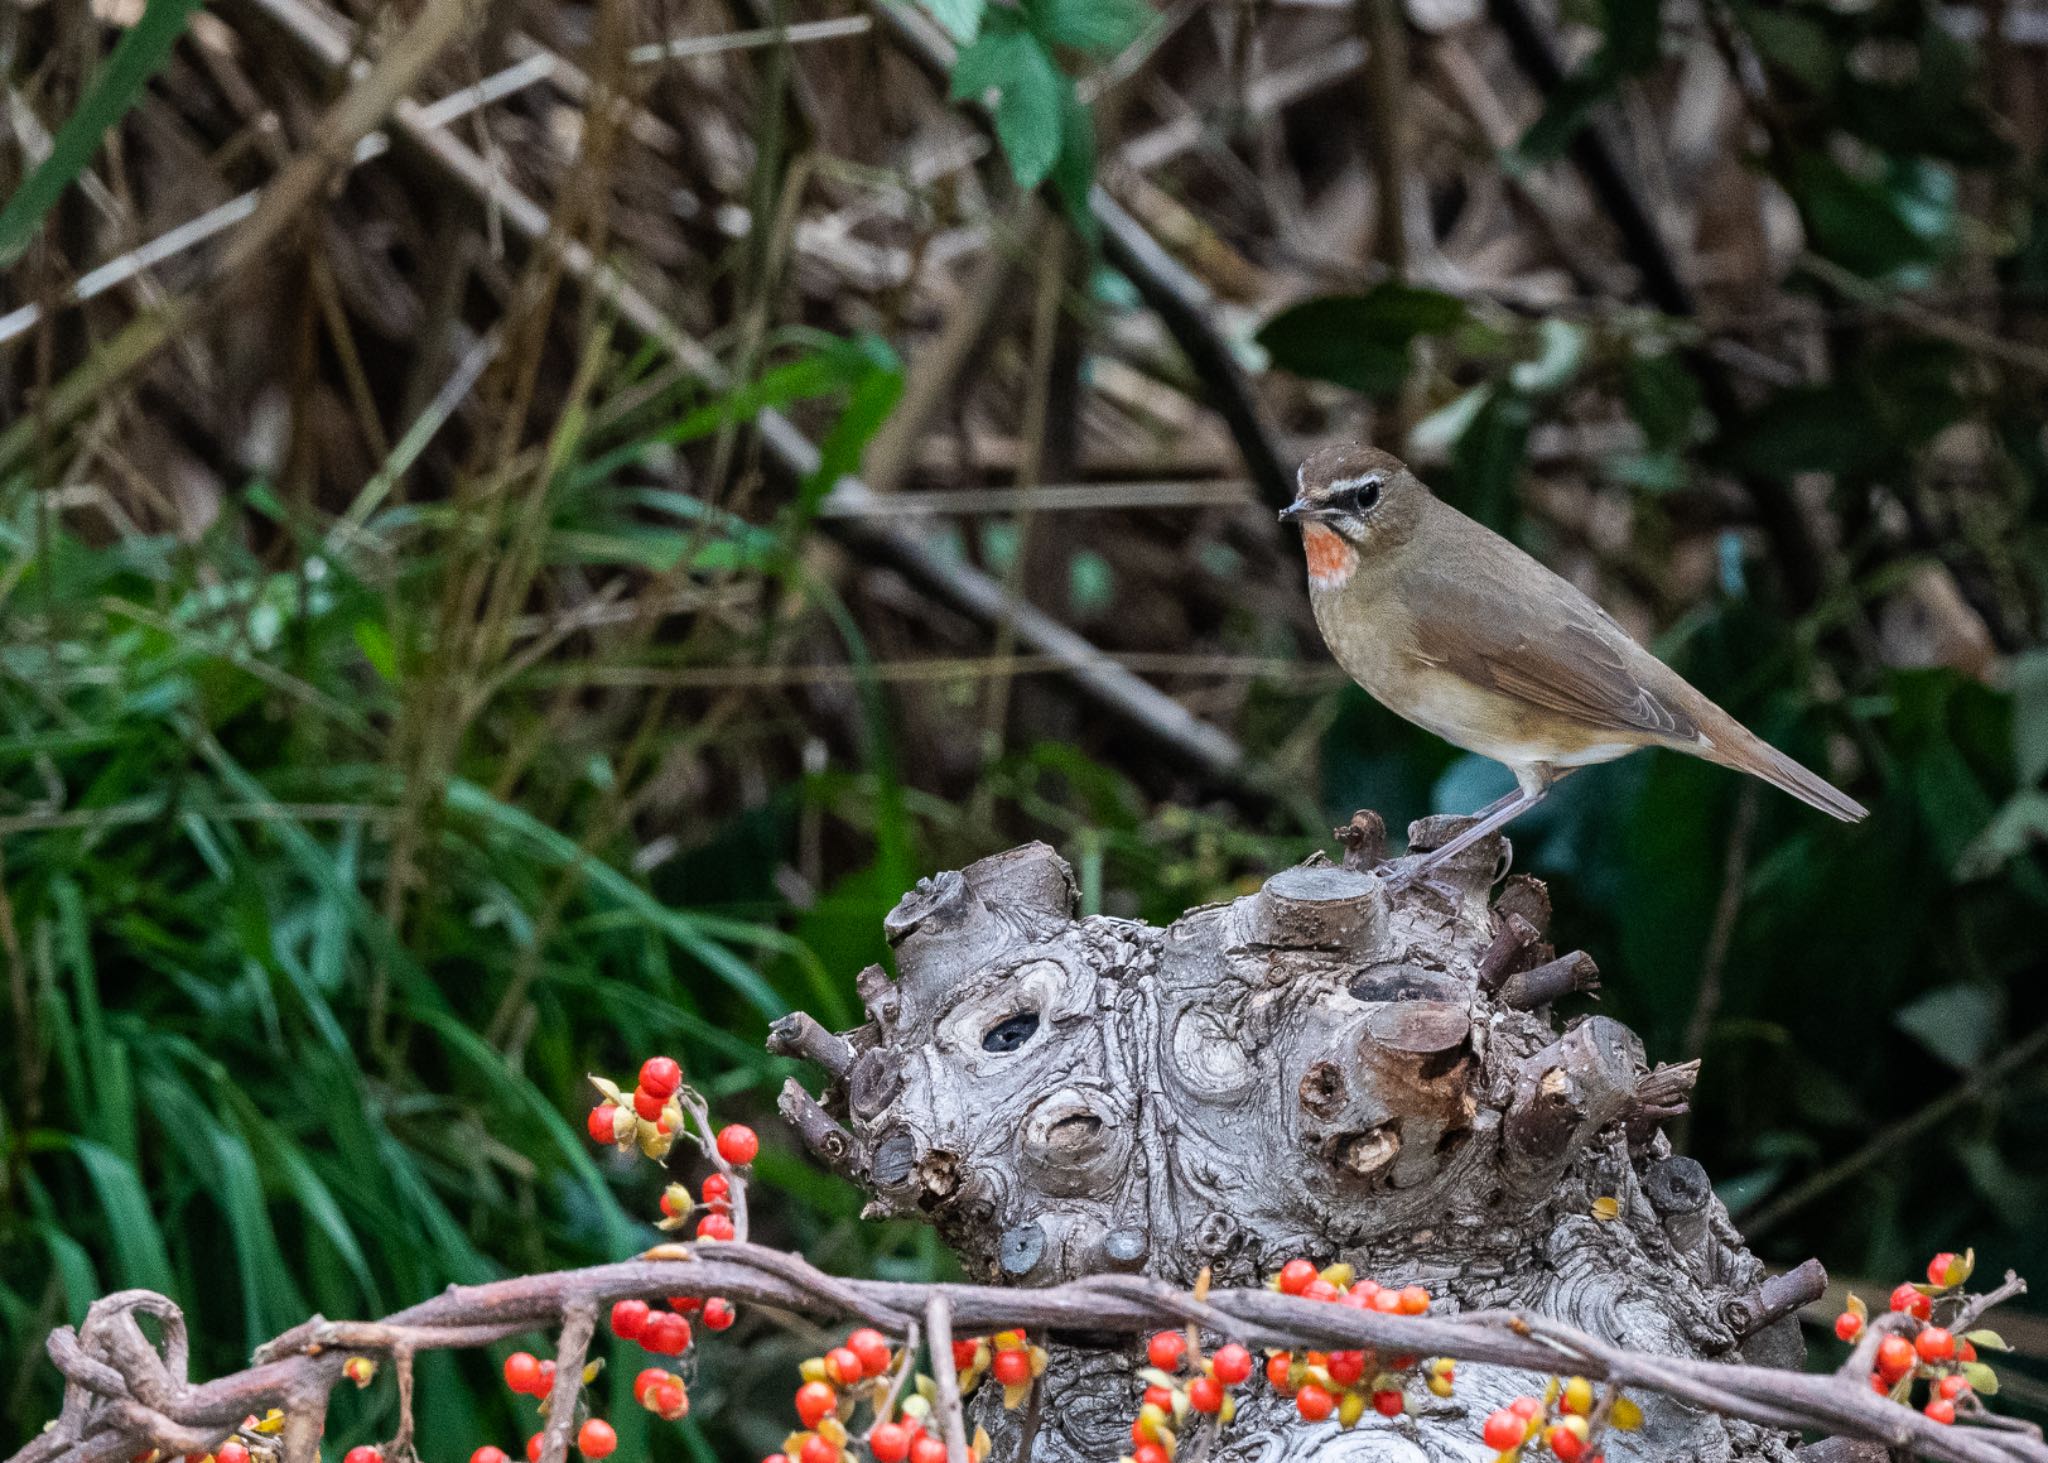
1385,776,1551,889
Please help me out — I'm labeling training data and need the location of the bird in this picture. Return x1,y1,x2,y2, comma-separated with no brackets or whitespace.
1280,443,1866,884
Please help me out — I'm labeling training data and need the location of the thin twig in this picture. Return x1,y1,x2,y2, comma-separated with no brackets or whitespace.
923,1296,971,1463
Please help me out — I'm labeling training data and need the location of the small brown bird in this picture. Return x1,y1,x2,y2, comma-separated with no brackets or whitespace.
1282,444,1865,881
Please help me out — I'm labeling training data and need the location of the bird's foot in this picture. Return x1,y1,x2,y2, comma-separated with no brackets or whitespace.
1374,861,1468,909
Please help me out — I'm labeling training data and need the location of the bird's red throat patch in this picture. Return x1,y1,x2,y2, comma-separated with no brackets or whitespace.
1303,524,1358,589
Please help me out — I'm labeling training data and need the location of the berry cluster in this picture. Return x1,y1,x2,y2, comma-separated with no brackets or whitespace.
1831,1250,2002,1425
760,1327,1010,1463
1121,1329,1257,1463
1260,1260,1445,1427
493,1351,618,1461
1478,1376,1643,1462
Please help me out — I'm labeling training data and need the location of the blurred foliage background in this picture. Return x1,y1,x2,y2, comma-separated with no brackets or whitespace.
3,0,2048,1454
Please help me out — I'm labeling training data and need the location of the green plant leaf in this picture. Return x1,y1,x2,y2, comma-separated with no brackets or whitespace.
1255,285,1467,395
1028,0,1150,53
1893,983,1999,1070
0,0,208,267
2013,649,2048,785
993,39,1068,189
918,0,985,45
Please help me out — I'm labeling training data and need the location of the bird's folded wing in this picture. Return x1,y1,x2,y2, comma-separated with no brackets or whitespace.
1408,589,1700,744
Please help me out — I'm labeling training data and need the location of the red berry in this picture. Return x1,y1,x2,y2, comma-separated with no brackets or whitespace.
1278,1259,1318,1295
1369,1287,1402,1314
1927,1253,1961,1288
825,1347,865,1385
1327,1351,1365,1386
703,1298,737,1331
1834,1312,1863,1343
537,1361,557,1392
633,1087,665,1121
795,1382,838,1427
868,1424,911,1463
576,1421,617,1461
218,1447,250,1463
1483,1410,1526,1451
1302,1278,1340,1303
992,1349,1031,1386
345,1449,382,1463
1889,1283,1932,1321
799,1437,838,1463
1396,1285,1430,1315
650,1381,687,1421
1266,1354,1295,1391
1132,1445,1168,1463
1871,1372,1889,1395
1296,1383,1335,1421
717,1124,759,1165
1509,1396,1544,1420
846,1328,893,1378
473,1450,510,1463
635,1367,670,1403
908,1439,947,1463
1373,1390,1404,1417
1211,1343,1253,1385
697,1212,736,1242
669,1295,702,1313
1925,1399,1956,1426
1188,1376,1224,1413
527,1435,545,1463
1548,1424,1585,1462
504,1352,544,1395
587,1105,619,1144
1917,1327,1955,1363
702,1173,731,1203
639,1057,682,1097
952,1339,981,1370
611,1299,650,1340
1877,1335,1916,1383
1958,1339,1977,1362
1147,1331,1187,1370
1143,1385,1174,1412
645,1311,693,1355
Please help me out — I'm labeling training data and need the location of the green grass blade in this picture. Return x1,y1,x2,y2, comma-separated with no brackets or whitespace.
0,0,208,267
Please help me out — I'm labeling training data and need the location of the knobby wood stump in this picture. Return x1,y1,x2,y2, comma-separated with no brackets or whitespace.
769,811,1813,1463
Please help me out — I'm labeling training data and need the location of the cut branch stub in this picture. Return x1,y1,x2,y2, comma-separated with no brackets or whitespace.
774,810,1808,1462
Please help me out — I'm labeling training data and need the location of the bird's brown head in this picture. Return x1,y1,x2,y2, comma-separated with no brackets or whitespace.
1280,444,1425,588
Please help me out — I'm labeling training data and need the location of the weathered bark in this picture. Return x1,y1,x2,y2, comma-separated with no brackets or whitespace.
773,811,1816,1463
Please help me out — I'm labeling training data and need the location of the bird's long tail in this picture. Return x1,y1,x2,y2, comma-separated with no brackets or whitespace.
1706,723,1868,822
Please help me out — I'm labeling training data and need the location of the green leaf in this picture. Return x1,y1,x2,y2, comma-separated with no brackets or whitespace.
0,0,208,267
63,1138,175,1295
918,0,986,45
2013,649,2048,785
1737,5,1836,96
1511,0,1662,166
1028,0,1151,53
1962,1361,2000,1395
1049,86,1099,229
1963,1329,2012,1351
1256,285,1468,395
1622,350,1703,454
1956,792,2048,880
1787,152,1948,279
950,17,1032,100
1892,983,1998,1070
992,39,1068,189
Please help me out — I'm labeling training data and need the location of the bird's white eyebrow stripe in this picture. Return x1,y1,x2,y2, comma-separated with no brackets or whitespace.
1331,472,1383,492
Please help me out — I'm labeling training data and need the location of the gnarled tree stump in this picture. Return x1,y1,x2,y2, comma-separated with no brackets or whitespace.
770,811,1817,1463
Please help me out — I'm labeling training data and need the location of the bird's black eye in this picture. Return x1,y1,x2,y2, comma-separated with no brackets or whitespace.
1333,474,1382,513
